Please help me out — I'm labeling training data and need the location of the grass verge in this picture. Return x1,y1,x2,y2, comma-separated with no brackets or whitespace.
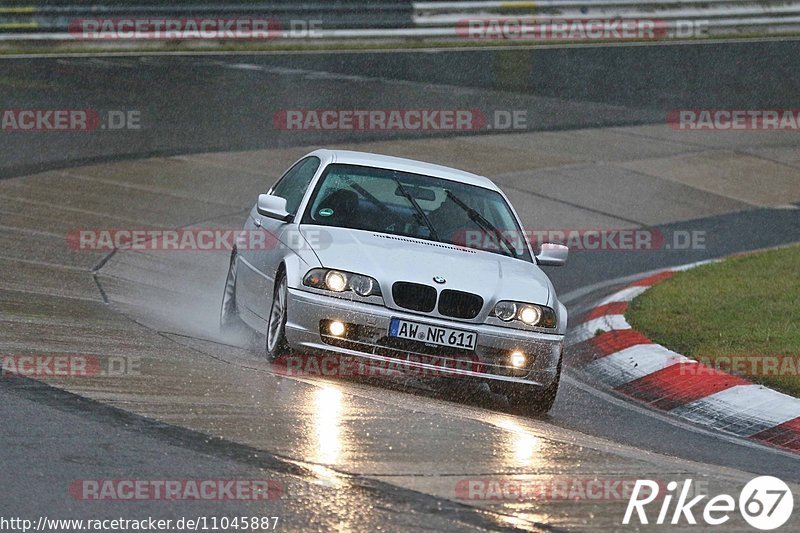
627,244,800,397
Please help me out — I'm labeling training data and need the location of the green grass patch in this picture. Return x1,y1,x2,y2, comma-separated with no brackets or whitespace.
627,245,800,397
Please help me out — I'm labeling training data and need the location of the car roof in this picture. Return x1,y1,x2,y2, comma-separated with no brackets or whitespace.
308,149,499,191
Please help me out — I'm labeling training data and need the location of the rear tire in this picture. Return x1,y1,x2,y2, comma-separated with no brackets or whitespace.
265,270,290,360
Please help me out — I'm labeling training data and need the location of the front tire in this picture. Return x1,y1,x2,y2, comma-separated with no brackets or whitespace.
265,270,290,360
506,361,561,416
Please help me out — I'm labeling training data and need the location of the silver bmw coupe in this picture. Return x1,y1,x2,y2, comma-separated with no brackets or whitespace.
221,149,568,413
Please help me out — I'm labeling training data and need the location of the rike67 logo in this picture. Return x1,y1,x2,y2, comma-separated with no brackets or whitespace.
624,477,793,530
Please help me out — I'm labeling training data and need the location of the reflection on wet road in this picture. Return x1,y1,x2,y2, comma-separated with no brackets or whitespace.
312,386,344,466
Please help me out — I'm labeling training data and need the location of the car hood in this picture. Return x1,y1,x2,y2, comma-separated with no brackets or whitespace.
301,226,552,307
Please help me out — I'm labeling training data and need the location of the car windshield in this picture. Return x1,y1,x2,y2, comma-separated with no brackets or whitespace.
301,163,533,262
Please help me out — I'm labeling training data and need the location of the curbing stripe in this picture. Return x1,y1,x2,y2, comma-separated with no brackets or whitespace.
584,344,691,388
751,417,800,451
579,329,654,358
567,314,630,346
583,301,628,322
670,385,800,437
616,362,750,411
628,270,674,286
565,328,654,368
570,259,800,452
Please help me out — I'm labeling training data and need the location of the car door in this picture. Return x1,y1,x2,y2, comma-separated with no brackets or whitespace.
237,156,321,321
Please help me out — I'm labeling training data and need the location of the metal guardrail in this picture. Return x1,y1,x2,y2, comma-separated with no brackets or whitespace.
414,0,800,35
0,3,415,32
1,1,799,42
418,0,785,8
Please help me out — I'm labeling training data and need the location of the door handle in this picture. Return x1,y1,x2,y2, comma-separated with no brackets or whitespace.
254,218,262,227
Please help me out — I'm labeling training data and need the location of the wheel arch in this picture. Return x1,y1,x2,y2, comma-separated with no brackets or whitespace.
280,254,310,290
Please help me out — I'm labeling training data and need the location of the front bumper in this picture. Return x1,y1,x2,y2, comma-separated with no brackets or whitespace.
284,288,563,388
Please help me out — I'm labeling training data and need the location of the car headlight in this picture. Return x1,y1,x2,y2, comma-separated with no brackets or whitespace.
494,301,517,321
304,268,382,297
325,270,347,292
518,305,541,325
348,274,376,297
492,300,557,328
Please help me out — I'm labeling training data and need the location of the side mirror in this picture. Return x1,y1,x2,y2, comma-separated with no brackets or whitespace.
257,194,291,222
536,243,568,266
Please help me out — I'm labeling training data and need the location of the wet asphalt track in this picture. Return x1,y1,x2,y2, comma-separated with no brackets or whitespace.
3,39,800,178
1,42,800,530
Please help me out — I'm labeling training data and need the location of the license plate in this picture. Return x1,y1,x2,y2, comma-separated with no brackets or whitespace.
389,318,477,351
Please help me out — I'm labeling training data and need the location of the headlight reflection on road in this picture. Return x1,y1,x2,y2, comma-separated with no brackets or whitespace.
496,418,541,467
314,385,344,465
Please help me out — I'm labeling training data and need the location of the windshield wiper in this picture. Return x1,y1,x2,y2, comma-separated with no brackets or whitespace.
445,189,517,257
393,177,441,241
348,181,391,215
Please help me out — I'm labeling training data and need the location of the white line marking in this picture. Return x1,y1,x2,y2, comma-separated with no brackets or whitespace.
597,285,647,305
669,259,717,271
560,267,672,305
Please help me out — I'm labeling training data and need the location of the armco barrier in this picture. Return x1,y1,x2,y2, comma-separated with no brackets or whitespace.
0,2,416,33
1,0,799,41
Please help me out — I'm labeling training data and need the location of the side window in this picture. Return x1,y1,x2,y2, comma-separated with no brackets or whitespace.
270,156,321,215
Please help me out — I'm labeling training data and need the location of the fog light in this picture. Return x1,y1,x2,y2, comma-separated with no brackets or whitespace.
510,351,526,368
329,320,346,336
